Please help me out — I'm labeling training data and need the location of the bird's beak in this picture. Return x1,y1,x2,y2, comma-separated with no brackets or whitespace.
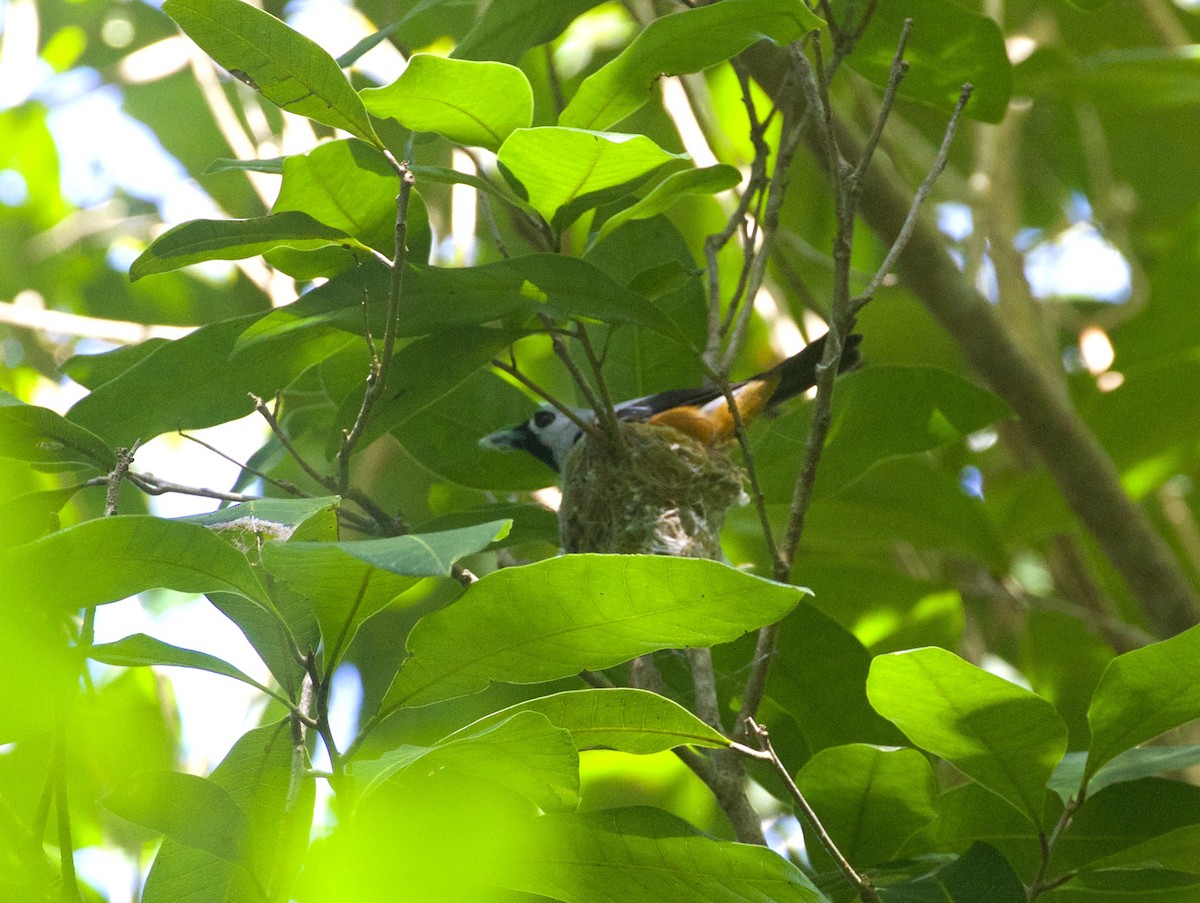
479,425,523,452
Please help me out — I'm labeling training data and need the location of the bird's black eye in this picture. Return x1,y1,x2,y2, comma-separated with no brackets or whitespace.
533,409,557,429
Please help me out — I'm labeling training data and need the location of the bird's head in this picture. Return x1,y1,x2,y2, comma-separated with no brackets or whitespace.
479,406,591,473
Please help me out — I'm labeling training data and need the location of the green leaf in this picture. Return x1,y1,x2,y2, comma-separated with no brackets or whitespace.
0,395,115,470
382,555,807,709
452,0,605,63
937,842,1027,902
262,521,511,665
66,314,354,446
1084,624,1200,787
1,515,272,612
453,688,730,754
348,326,530,448
597,164,741,241
497,127,685,225
162,0,378,142
796,744,938,868
867,647,1068,825
559,0,819,130
203,156,286,175
1051,746,1200,804
273,139,398,252
1050,778,1200,875
130,212,352,280
501,807,828,902
766,603,905,754
1085,822,1200,875
362,54,532,152
356,711,580,811
840,0,1013,124
103,771,250,864
179,496,341,537
141,722,314,902
820,367,1011,496
88,634,287,705
0,484,84,548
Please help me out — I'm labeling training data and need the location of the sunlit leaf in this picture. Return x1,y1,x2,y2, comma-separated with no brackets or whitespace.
452,0,605,63
2,515,272,611
104,771,250,864
501,807,827,902
88,634,286,704
796,744,938,868
362,54,532,151
356,711,580,811
867,647,1068,825
454,688,730,754
1084,624,1200,787
559,0,819,130
382,555,807,709
130,212,353,280
498,127,685,225
597,164,741,241
162,0,378,142
1051,746,1200,804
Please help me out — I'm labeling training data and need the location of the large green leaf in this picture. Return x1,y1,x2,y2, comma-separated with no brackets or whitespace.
103,771,250,864
1084,823,1200,875
451,0,605,63
840,0,1013,123
362,54,532,152
0,394,115,470
130,212,353,280
1084,624,1200,788
499,807,827,902
262,521,511,665
559,0,819,130
597,164,742,242
498,128,685,225
1,515,272,611
382,555,807,709
355,711,580,812
162,0,378,142
796,744,938,868
936,843,1027,903
453,688,730,754
867,647,1068,825
66,314,354,446
272,139,398,253
88,634,288,705
140,722,314,903
754,366,1011,502
1051,745,1200,804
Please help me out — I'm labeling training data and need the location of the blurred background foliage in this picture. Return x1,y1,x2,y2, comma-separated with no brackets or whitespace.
2,0,1200,898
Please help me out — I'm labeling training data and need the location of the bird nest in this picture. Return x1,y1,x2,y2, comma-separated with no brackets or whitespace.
559,421,748,558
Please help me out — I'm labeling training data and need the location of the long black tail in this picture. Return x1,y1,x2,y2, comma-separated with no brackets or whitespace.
766,332,863,408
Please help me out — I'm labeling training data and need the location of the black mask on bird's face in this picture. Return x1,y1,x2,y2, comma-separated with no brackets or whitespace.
480,406,591,472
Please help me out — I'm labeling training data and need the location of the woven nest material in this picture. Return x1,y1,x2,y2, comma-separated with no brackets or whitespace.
559,421,748,557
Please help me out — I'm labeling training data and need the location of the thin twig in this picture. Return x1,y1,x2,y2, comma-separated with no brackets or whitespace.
337,156,416,494
852,20,912,185
851,83,973,310
490,357,604,441
747,719,880,902
103,440,140,516
179,430,304,496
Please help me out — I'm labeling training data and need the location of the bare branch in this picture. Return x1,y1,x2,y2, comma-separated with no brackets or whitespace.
337,156,416,495
851,83,973,311
746,719,880,902
103,440,141,516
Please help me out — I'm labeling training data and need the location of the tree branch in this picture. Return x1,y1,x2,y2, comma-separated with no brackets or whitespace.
741,41,1200,636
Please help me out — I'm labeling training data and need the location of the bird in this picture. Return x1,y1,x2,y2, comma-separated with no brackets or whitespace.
481,332,862,472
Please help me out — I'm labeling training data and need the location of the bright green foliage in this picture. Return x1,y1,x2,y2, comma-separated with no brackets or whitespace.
4,0,1200,900
868,647,1068,826
363,54,533,151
